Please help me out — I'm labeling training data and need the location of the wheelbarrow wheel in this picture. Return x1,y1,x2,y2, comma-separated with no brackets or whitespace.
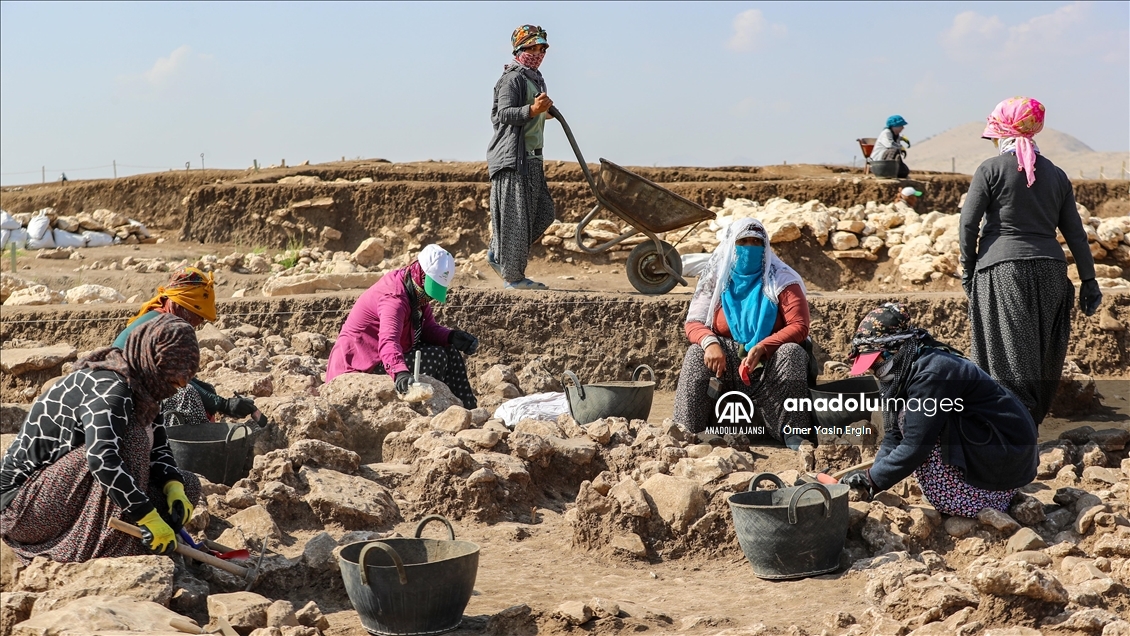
626,240,682,295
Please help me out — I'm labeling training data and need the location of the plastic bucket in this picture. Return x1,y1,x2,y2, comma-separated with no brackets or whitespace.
808,376,880,430
728,473,850,579
164,418,255,486
337,515,480,636
870,160,901,178
562,365,655,425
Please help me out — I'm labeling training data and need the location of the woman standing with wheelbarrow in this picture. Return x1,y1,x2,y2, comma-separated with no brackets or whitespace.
486,24,556,291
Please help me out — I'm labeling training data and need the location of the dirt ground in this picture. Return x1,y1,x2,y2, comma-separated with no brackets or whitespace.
2,162,1130,636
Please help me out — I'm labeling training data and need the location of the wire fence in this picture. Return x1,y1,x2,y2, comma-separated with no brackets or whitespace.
1,160,216,184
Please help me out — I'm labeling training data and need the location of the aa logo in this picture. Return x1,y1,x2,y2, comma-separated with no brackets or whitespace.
715,391,755,425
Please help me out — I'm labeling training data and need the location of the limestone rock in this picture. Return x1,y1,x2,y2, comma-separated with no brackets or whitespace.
300,466,401,529
431,406,473,433
1,273,33,303
609,532,648,558
3,285,64,306
977,508,1021,534
262,272,380,297
351,238,386,268
289,332,328,357
831,231,860,250
640,473,706,532
583,419,612,445
555,601,593,626
294,601,329,630
266,600,300,628
455,428,501,450
62,284,125,304
965,556,1068,603
197,323,236,352
545,436,597,465
207,591,272,633
12,596,189,636
1,592,36,635
217,505,280,549
609,477,652,518
15,556,175,614
1007,527,1048,553
508,431,553,466
0,345,77,376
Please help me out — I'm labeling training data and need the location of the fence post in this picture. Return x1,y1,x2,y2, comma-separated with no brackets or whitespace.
200,153,205,170
113,160,117,179
41,166,45,184
951,157,955,173
9,241,16,273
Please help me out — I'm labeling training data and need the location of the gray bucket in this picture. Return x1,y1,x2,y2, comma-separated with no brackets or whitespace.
870,159,901,178
164,418,255,487
337,515,480,636
562,365,655,425
809,376,880,430
728,473,850,579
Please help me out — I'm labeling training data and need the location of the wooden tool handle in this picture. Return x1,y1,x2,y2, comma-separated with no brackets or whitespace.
108,518,249,578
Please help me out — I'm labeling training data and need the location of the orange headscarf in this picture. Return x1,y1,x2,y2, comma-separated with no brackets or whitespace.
128,267,217,325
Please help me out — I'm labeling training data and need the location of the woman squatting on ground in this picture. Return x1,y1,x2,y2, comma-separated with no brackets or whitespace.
673,218,813,450
960,97,1102,426
326,244,481,407
115,266,259,426
486,24,557,291
1,314,202,561
841,303,1038,518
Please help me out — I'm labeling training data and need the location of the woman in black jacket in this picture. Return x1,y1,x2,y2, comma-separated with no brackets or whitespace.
842,303,1038,518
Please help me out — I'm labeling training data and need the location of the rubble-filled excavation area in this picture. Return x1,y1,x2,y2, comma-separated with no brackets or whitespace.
1,161,1129,636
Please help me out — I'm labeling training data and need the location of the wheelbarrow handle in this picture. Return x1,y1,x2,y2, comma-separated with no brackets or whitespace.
108,518,249,579
359,541,408,586
548,106,599,193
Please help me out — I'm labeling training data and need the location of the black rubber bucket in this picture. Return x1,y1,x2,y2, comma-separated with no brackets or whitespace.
337,515,480,636
164,418,255,487
870,159,901,178
562,365,655,425
728,473,850,579
809,376,880,430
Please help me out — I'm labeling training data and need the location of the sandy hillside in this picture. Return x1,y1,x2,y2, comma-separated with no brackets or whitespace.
909,122,1130,178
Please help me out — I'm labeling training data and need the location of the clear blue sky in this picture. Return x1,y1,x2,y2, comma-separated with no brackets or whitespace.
2,1,1127,184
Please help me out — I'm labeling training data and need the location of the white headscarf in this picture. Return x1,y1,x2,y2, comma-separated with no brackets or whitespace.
686,218,806,328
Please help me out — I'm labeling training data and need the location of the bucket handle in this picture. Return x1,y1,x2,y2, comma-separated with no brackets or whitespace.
359,541,408,586
787,483,833,525
414,514,456,541
747,472,785,492
631,365,655,383
221,423,253,485
561,370,585,400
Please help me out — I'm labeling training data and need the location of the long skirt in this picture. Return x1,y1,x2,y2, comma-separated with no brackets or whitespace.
970,258,1073,425
672,338,810,441
0,422,202,564
915,443,1015,518
377,344,477,409
489,159,556,283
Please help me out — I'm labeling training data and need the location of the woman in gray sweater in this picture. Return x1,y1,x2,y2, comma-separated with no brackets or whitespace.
959,97,1102,426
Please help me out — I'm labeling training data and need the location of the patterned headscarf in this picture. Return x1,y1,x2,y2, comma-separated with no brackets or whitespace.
982,97,1045,188
129,267,216,326
76,314,200,429
849,303,961,433
512,24,548,55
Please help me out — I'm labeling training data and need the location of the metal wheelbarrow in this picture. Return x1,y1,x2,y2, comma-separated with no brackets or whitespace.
551,106,717,295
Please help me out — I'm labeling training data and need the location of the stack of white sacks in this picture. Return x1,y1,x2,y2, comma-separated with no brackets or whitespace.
0,207,152,250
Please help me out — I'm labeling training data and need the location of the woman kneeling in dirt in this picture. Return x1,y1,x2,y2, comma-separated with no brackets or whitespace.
673,218,812,449
841,303,1038,517
326,244,481,408
1,314,202,562
115,267,259,426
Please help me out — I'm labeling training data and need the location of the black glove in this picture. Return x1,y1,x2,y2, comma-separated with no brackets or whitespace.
1079,278,1102,317
841,470,874,501
225,395,257,418
394,372,412,394
449,330,479,355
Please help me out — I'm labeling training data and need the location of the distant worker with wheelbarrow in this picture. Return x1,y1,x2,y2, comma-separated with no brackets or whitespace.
486,24,556,291
673,218,814,450
870,115,911,178
1,314,202,562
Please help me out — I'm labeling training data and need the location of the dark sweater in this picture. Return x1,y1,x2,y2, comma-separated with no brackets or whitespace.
869,349,1038,492
960,153,1095,280
486,64,546,179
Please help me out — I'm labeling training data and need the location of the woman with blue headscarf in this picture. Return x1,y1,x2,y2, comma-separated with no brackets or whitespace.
871,115,911,178
674,218,812,449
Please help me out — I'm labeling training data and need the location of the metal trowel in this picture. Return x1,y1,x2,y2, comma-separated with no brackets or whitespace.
400,350,434,403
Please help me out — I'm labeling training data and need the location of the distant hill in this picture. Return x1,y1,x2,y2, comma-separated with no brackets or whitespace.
908,122,1128,179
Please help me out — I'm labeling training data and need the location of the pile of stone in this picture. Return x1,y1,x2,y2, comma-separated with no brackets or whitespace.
1,207,157,250
1,273,126,307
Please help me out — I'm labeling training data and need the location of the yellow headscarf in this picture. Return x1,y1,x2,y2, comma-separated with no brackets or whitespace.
128,267,217,325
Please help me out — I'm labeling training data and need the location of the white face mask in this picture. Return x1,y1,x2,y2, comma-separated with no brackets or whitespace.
874,357,896,382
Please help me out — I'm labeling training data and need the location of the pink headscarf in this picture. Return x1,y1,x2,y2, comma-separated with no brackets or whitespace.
982,97,1045,187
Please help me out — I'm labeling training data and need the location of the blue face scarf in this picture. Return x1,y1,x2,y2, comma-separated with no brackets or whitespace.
721,244,779,351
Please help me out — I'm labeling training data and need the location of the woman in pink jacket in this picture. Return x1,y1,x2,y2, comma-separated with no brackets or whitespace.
325,245,480,408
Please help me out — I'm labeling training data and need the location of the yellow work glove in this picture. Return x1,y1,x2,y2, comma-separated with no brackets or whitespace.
137,508,177,555
163,481,194,531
